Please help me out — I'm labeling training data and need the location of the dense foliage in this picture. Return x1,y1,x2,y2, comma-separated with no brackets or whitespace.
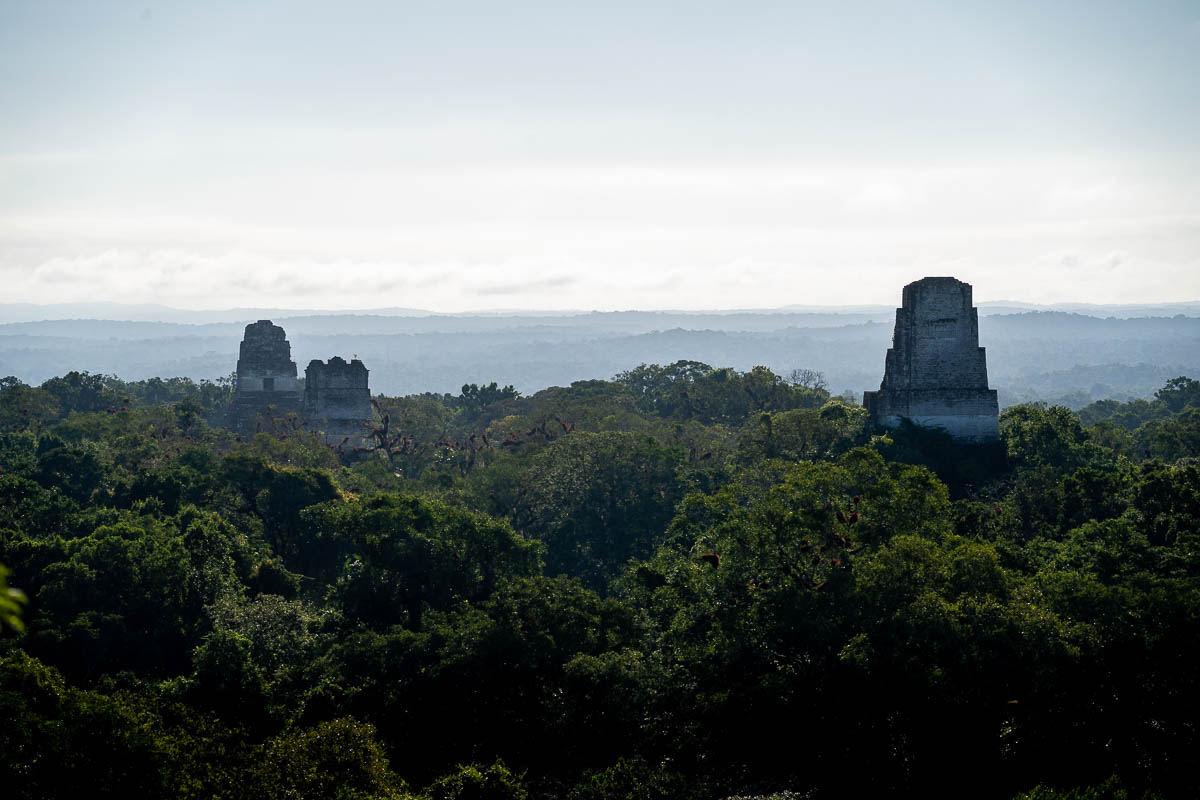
1,363,1198,798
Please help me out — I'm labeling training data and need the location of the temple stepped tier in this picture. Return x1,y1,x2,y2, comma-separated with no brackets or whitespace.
863,277,1000,442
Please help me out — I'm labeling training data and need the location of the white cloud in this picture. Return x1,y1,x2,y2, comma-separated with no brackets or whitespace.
845,180,924,213
1044,180,1122,215
1,155,1198,309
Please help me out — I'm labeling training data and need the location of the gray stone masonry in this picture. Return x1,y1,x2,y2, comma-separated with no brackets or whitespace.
303,356,373,440
231,320,300,431
863,277,999,441
229,321,373,438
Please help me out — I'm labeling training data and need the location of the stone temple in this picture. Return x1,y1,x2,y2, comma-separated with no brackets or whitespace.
230,320,373,437
863,277,999,441
303,356,372,439
231,320,301,430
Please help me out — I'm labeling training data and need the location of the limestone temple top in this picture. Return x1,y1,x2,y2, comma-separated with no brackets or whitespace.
236,320,297,377
230,321,373,437
864,277,999,441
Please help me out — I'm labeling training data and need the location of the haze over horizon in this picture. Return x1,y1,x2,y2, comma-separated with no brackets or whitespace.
3,1,1199,312
5,296,1200,322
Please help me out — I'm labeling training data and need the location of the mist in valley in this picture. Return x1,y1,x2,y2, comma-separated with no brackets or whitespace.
2,303,1197,409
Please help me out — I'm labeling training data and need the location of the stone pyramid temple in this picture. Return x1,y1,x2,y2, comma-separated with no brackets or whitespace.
863,277,999,441
231,320,301,430
230,320,373,438
302,356,372,439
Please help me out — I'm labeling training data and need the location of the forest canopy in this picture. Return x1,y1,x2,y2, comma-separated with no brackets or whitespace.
1,362,1198,799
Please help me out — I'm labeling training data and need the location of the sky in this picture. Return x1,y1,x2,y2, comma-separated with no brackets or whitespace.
1,0,1199,312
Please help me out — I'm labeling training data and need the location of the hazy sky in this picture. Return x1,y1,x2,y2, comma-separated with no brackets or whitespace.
2,0,1199,311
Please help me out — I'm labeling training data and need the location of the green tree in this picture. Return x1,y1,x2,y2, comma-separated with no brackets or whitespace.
192,593,325,720
30,511,240,680
0,562,27,631
567,756,701,800
39,371,122,415
0,652,166,798
1145,408,1200,461
458,382,520,415
34,441,107,504
1154,376,1200,413
246,718,405,800
0,383,61,433
738,401,868,464
424,760,527,800
1002,405,1092,471
516,431,686,590
317,494,539,630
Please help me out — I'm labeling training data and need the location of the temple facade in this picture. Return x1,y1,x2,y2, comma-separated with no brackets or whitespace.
863,277,999,441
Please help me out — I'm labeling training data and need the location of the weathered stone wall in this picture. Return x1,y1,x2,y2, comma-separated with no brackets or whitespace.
231,320,300,430
303,356,372,438
864,277,999,441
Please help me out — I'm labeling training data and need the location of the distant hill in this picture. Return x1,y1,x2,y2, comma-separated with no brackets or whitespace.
4,299,1199,325
0,303,438,325
1,306,1198,407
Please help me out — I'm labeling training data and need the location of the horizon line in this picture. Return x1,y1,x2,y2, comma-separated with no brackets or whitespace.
4,298,1200,319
